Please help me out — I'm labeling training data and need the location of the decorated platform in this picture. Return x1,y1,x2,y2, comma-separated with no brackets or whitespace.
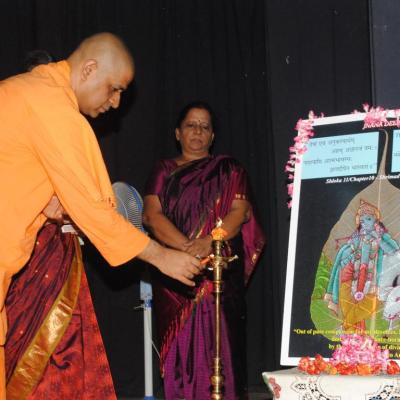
262,368,400,400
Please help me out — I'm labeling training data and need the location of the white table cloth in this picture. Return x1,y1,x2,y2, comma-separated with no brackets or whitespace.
263,367,400,399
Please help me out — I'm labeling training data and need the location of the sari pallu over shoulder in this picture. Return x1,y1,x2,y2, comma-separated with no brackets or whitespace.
147,155,266,372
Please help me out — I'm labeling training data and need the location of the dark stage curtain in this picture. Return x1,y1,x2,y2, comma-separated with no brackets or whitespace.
0,0,371,396
369,0,400,108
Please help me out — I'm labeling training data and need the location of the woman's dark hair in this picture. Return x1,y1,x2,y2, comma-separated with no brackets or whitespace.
24,49,54,72
175,101,218,132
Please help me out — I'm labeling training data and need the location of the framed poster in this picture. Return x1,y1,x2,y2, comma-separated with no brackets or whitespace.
281,110,400,365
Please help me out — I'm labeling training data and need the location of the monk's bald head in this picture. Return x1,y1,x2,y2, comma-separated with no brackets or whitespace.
70,33,134,74
68,33,135,118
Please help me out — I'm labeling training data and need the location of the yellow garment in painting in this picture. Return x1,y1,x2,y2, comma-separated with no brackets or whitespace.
339,281,378,331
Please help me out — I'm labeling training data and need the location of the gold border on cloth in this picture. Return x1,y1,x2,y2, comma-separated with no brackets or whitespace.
6,237,82,399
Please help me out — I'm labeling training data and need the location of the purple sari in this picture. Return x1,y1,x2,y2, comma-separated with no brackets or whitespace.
146,155,265,400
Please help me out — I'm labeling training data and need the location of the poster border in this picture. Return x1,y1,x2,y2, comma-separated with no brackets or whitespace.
280,111,375,365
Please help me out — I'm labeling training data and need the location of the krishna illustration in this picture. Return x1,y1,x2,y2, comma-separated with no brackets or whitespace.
323,200,399,332
310,131,400,343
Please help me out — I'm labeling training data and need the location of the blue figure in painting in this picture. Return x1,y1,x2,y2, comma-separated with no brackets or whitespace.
324,199,399,331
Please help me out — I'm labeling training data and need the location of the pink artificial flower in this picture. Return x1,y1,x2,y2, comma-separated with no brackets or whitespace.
297,147,307,155
329,334,388,373
285,165,295,173
294,119,304,131
286,111,320,208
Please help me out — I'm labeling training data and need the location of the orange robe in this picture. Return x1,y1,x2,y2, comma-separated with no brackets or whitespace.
0,60,150,398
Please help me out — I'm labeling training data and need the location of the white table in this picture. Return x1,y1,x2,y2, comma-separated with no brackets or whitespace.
262,367,400,399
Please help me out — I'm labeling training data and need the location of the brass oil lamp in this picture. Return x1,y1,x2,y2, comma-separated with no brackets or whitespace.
206,219,238,399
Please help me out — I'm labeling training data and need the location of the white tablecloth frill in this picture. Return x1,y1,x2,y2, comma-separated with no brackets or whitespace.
263,367,400,400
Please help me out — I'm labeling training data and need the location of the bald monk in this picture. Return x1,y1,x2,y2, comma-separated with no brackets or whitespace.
0,33,201,399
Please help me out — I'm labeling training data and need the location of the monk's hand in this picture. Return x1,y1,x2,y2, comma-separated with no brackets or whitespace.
138,240,203,286
43,195,65,223
184,236,213,259
158,248,203,286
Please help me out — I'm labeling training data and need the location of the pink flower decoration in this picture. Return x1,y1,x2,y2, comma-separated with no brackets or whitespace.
363,106,388,125
285,112,319,208
330,334,389,370
285,165,295,173
354,103,400,127
285,104,400,208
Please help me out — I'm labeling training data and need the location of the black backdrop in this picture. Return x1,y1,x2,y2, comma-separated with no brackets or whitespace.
370,0,400,108
0,0,372,396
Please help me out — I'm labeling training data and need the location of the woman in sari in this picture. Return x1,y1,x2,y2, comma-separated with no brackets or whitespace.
143,101,265,400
